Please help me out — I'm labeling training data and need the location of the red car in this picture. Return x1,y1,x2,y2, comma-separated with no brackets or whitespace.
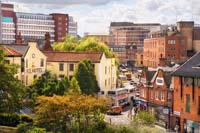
106,106,122,115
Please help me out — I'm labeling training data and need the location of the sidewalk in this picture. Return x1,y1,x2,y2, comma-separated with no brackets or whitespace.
155,125,175,133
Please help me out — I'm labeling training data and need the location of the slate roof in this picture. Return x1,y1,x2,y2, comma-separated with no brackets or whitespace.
3,47,22,57
3,45,29,57
172,52,200,77
146,71,156,81
43,51,103,63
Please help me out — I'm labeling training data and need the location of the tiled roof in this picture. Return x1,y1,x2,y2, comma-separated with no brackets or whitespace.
172,52,200,77
43,51,103,63
3,47,22,57
163,72,172,86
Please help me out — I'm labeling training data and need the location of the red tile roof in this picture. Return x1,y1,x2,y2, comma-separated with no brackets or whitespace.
43,51,103,63
3,47,22,57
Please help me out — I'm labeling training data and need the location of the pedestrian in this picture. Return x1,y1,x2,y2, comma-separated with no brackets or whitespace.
184,122,187,133
174,124,179,133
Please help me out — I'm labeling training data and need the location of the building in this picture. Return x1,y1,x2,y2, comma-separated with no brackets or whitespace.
139,68,174,129
68,16,78,37
135,46,143,68
2,42,47,86
143,32,187,68
16,12,55,43
109,22,161,65
172,52,200,133
44,51,117,93
0,2,77,44
109,22,161,46
0,2,16,44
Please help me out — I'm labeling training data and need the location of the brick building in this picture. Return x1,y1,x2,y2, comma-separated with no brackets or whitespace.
172,52,200,133
0,2,77,44
109,22,161,65
139,68,173,128
85,34,111,45
143,32,187,68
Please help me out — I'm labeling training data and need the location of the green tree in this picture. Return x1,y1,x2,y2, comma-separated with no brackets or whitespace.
67,77,81,95
32,71,70,97
53,35,78,51
0,46,25,113
75,59,100,95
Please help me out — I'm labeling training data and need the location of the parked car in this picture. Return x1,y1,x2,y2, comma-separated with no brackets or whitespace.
106,106,122,115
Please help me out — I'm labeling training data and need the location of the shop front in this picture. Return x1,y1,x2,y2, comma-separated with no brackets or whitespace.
148,103,170,128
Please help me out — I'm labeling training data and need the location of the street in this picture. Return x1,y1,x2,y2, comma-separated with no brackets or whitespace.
104,105,134,125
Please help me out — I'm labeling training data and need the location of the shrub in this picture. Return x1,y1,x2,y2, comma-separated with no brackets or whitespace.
20,114,33,123
134,111,155,125
17,123,33,133
0,113,20,127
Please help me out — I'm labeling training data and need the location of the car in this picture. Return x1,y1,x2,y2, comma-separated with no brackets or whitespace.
106,106,122,115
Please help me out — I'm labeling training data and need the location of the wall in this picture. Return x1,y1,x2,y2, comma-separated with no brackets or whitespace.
24,42,46,86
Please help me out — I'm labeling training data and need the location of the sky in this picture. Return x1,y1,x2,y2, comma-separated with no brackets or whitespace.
2,0,200,36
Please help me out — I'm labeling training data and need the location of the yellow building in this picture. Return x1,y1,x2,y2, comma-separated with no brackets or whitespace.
44,51,117,94
2,42,46,86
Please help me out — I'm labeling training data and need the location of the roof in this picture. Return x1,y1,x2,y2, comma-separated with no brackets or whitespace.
172,52,200,77
3,45,29,57
3,47,22,57
43,51,103,63
163,72,172,86
146,70,156,81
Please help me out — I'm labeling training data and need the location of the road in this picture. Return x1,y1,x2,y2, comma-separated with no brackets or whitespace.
104,106,135,125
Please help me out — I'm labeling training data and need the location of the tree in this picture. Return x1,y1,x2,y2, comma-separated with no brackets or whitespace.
75,37,116,58
66,77,81,95
0,46,25,113
53,35,78,51
34,95,108,132
32,71,70,97
75,59,100,95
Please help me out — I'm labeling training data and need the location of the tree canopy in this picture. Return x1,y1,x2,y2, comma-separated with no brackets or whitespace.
53,36,116,58
66,77,81,95
75,59,100,95
0,46,25,113
32,71,70,97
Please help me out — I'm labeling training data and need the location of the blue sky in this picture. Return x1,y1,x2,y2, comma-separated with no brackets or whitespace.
2,0,200,36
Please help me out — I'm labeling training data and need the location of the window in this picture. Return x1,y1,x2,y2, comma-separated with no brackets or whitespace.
181,39,186,45
105,66,107,74
151,90,154,99
105,80,107,86
161,91,165,101
194,78,200,86
155,91,159,100
59,74,64,79
33,75,37,79
183,77,193,86
32,53,35,58
5,60,10,64
40,59,44,67
168,40,176,44
26,59,28,68
69,64,74,71
198,96,200,115
59,63,64,71
186,94,190,113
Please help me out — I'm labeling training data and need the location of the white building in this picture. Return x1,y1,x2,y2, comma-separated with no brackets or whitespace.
68,16,78,37
16,12,55,43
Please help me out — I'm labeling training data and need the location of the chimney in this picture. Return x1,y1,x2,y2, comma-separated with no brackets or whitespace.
16,32,22,45
43,32,53,51
159,57,167,67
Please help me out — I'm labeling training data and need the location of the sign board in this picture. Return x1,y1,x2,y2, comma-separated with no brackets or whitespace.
173,111,180,116
140,78,146,84
163,108,169,114
156,77,164,86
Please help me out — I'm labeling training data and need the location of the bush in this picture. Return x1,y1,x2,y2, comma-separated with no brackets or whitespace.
0,113,20,127
20,114,33,123
134,111,155,125
17,123,33,133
